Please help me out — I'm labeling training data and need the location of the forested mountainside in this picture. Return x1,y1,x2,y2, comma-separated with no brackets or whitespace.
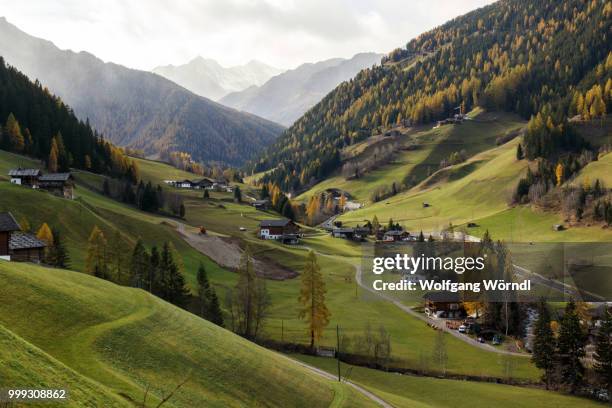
254,0,612,193
0,18,284,166
0,58,135,180
220,53,383,126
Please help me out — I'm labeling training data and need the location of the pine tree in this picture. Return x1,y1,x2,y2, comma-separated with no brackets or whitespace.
594,307,612,399
372,215,380,235
129,239,149,288
149,246,160,293
233,186,242,202
49,227,70,268
532,301,556,389
558,300,586,393
196,263,211,318
516,143,524,160
298,250,331,350
203,189,209,199
109,230,128,284
208,290,224,327
158,242,190,306
281,199,295,220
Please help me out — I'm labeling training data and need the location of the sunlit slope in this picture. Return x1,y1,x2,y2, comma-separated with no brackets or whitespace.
339,137,526,231
0,324,128,407
0,262,374,407
296,110,524,203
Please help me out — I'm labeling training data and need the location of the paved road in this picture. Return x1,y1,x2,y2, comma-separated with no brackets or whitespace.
354,264,530,358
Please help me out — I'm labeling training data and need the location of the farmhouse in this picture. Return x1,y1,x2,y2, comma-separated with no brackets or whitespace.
423,291,466,319
0,212,46,262
39,173,75,199
9,231,46,263
383,230,410,242
259,219,300,243
252,200,269,210
193,178,214,189
0,212,21,260
331,227,370,241
9,168,42,187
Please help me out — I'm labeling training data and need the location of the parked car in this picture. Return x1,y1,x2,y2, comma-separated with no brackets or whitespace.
458,325,466,333
477,337,485,343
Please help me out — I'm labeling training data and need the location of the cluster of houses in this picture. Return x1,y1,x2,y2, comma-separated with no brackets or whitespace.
164,177,233,192
9,168,75,199
327,224,413,243
434,113,469,128
0,212,46,263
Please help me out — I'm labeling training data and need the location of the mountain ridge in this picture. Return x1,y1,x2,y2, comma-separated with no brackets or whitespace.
220,52,383,126
0,17,284,166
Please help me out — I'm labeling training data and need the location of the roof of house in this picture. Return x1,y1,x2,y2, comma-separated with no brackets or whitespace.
423,291,462,302
9,231,46,250
0,212,21,232
39,173,72,182
333,228,355,234
261,219,293,228
8,168,42,177
193,178,214,185
384,230,408,236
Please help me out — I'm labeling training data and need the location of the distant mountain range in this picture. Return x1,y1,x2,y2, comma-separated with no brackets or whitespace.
0,17,283,166
153,57,284,101
220,53,383,126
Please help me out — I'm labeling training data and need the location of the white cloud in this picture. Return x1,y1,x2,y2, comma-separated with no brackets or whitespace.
0,0,495,70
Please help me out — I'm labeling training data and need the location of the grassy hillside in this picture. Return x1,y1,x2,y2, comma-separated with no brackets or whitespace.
292,355,604,408
572,151,612,188
0,262,375,407
297,110,524,203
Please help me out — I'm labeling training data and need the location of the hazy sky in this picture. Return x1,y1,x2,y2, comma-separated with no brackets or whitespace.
0,0,495,70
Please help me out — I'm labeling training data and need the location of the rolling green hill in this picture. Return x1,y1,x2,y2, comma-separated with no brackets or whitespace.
0,262,375,407
296,109,524,203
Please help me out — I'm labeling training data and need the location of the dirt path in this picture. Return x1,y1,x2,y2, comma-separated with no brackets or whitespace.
168,220,296,280
279,354,393,408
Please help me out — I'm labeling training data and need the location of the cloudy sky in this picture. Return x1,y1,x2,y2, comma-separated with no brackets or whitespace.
0,0,495,70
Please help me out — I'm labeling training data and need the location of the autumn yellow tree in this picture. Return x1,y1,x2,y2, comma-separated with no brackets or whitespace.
85,226,108,277
555,163,564,186
299,251,330,350
48,138,59,173
36,223,54,260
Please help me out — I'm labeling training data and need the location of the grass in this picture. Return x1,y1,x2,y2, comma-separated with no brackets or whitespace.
572,151,612,188
297,109,525,203
291,355,605,408
0,262,375,407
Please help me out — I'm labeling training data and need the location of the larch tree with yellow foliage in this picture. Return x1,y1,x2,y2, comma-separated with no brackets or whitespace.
555,163,564,186
36,223,54,261
298,250,331,350
85,226,108,278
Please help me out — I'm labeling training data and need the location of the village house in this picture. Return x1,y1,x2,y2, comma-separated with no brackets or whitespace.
331,227,370,241
9,231,46,263
382,229,410,242
39,173,75,199
424,291,466,319
8,169,74,199
9,168,42,187
0,212,20,260
0,212,46,263
193,178,213,190
252,199,269,210
259,219,300,244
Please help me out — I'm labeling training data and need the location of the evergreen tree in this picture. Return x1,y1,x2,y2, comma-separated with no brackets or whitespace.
159,242,190,307
233,186,242,202
594,307,612,399
179,203,186,218
149,246,160,294
203,189,209,199
558,300,586,393
49,227,70,269
208,290,224,327
516,143,524,160
532,301,556,389
281,199,295,220
196,263,211,318
418,230,425,242
129,239,149,288
298,251,331,350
